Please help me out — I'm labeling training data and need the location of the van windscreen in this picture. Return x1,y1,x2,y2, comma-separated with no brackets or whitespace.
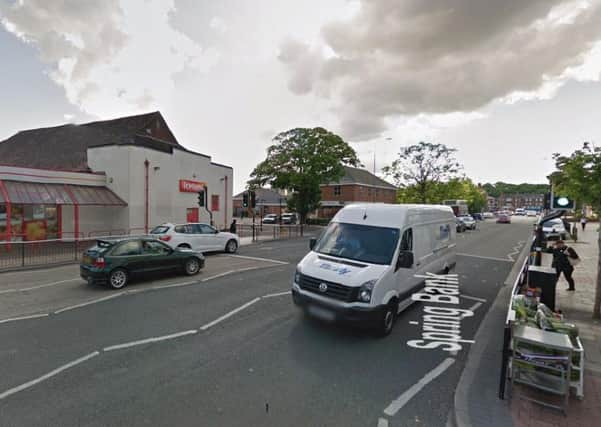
313,222,400,265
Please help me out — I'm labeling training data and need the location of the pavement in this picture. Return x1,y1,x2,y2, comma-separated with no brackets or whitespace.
0,219,533,426
454,221,601,427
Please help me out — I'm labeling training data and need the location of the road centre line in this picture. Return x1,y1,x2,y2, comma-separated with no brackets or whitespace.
103,330,198,352
0,278,81,294
261,290,291,299
383,357,456,416
200,297,261,331
54,292,125,314
0,351,100,401
456,253,513,263
0,313,49,324
460,295,487,303
225,254,289,265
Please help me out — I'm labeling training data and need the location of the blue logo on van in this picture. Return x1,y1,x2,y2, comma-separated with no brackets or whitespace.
319,263,351,276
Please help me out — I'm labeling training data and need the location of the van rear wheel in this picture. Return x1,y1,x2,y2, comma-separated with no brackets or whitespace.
375,300,397,338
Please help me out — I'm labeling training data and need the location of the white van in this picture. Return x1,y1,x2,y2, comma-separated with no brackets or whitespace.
292,204,456,336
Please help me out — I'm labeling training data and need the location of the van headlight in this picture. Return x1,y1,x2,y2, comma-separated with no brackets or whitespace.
358,279,377,303
294,268,301,284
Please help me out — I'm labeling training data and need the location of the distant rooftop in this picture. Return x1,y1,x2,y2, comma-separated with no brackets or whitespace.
325,166,397,189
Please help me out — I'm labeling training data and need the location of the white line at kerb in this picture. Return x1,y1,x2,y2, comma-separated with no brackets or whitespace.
54,292,125,314
0,351,99,401
0,313,49,325
383,357,455,416
262,291,291,299
456,253,513,263
225,254,289,265
103,330,198,352
461,294,486,303
200,298,261,331
0,278,81,294
377,418,389,427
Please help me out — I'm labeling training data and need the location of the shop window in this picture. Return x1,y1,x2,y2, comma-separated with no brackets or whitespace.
334,186,341,196
211,195,220,211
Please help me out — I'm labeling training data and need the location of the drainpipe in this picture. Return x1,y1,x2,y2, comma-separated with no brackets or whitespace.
0,179,11,242
224,175,228,230
144,159,149,234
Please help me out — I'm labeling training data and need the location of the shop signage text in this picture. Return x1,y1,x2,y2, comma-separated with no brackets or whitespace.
179,180,206,193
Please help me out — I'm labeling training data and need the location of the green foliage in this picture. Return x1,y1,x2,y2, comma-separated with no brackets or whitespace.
482,182,549,198
249,127,359,223
383,142,461,203
396,178,486,213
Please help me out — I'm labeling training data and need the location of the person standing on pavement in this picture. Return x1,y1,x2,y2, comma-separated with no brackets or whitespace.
546,240,579,291
581,216,587,231
229,219,237,234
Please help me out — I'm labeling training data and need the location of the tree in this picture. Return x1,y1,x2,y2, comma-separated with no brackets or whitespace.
396,177,486,213
249,127,359,223
551,143,601,318
383,142,461,203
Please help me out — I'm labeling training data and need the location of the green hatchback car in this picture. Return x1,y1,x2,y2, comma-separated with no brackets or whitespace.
80,237,205,289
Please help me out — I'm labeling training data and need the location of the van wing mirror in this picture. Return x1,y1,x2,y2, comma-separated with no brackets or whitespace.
309,238,317,250
396,250,414,270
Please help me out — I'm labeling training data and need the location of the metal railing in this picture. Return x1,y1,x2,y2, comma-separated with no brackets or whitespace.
0,238,97,271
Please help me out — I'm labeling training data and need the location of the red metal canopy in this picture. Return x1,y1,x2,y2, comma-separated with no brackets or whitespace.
0,181,126,206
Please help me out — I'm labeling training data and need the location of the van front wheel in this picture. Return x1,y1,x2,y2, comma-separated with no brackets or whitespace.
375,301,397,337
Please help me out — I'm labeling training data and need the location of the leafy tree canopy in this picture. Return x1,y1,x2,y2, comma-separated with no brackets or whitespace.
482,182,549,198
397,178,486,213
248,127,359,222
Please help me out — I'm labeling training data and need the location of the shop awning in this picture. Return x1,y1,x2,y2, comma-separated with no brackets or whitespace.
0,181,127,206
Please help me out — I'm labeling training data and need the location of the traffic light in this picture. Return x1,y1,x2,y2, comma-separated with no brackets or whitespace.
197,189,205,207
243,192,249,208
552,195,575,210
543,192,551,210
250,190,256,208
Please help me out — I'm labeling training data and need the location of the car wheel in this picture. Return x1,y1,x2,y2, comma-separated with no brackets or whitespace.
375,300,397,338
178,243,191,249
108,268,128,290
225,239,238,254
184,258,201,275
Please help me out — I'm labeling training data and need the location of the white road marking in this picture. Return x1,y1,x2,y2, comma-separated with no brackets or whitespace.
467,302,483,313
449,350,458,356
103,330,198,352
262,291,291,299
0,278,81,294
0,351,100,401
225,254,289,265
377,417,389,427
54,292,125,314
409,321,419,325
456,253,513,263
145,280,199,291
201,266,266,282
200,298,261,331
460,295,487,303
0,313,49,324
506,241,524,261
383,357,455,416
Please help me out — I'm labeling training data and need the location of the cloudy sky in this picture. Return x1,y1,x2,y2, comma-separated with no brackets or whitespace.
1,0,601,192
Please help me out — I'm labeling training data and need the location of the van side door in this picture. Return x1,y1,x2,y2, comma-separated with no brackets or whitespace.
392,227,420,299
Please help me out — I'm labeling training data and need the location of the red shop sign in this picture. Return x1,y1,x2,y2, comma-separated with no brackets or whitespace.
179,180,206,193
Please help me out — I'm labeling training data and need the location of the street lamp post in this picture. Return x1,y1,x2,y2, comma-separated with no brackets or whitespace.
373,137,393,175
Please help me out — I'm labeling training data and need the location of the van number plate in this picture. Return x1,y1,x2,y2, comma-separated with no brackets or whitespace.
307,305,335,321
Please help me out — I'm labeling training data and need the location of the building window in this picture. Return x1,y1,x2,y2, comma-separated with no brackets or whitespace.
211,195,220,211
334,186,341,196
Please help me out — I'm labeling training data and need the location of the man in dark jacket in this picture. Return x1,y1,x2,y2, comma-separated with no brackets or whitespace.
547,240,579,291
229,219,237,234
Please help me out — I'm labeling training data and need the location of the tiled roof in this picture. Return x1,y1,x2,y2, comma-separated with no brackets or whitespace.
233,188,287,204
325,166,397,189
0,111,181,171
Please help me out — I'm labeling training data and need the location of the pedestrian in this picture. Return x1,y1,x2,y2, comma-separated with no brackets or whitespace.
229,219,237,234
546,240,579,291
580,216,587,231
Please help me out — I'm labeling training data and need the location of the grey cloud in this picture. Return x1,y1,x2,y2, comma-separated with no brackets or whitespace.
0,0,127,82
279,0,601,139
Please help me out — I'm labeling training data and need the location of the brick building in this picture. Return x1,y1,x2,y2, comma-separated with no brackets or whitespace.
317,166,397,218
498,193,544,211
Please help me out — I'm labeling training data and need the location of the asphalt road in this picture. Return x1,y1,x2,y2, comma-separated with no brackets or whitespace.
0,217,533,427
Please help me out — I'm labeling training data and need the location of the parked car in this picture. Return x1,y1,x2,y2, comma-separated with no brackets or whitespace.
150,223,240,253
262,214,279,224
80,237,205,289
514,208,526,216
458,215,476,230
455,217,467,232
281,213,298,224
482,212,494,219
496,214,511,224
542,218,567,240
526,210,538,217
472,213,483,221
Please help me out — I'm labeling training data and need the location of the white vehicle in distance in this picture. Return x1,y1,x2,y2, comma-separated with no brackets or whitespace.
281,212,298,224
542,218,567,241
514,208,526,216
292,203,457,337
150,223,240,253
482,212,495,219
458,215,476,230
262,214,279,224
526,210,538,217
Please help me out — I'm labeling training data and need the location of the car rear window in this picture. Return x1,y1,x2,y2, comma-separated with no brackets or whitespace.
151,226,170,234
87,240,114,254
